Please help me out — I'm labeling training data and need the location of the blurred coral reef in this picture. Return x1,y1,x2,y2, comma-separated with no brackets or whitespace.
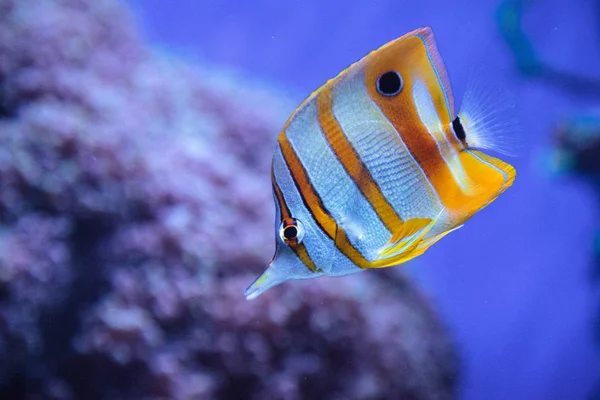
0,0,458,399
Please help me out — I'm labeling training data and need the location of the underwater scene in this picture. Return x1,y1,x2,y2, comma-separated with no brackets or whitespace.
0,0,599,399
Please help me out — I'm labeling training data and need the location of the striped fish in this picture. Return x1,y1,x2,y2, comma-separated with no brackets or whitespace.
245,27,516,300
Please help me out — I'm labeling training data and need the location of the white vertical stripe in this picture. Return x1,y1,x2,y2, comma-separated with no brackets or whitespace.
332,69,443,223
412,78,470,192
283,100,389,261
272,145,362,275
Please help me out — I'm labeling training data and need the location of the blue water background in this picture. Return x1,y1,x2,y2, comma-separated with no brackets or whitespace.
126,0,600,399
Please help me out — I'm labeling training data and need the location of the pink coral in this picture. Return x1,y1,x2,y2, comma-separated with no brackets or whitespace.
0,0,458,398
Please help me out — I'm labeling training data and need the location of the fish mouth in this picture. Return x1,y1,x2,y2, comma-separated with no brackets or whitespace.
244,277,266,300
244,263,285,300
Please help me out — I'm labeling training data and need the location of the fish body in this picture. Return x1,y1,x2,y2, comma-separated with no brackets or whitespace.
245,27,516,300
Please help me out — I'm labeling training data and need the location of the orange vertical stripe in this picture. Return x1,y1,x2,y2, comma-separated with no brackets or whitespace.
316,87,405,233
277,136,372,269
362,35,467,212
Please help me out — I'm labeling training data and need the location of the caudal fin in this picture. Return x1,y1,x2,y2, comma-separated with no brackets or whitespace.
458,70,521,157
448,72,518,217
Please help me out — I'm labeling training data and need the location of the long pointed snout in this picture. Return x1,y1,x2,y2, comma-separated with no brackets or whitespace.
244,262,288,300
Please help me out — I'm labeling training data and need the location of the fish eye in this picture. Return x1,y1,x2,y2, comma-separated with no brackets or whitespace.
376,71,402,96
279,218,305,245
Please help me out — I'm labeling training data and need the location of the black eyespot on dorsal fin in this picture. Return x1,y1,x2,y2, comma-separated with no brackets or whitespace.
452,116,466,142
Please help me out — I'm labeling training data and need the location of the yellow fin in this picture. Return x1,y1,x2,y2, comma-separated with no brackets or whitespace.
455,149,516,216
377,218,432,259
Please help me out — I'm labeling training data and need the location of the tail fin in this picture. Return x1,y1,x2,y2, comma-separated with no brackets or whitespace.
458,69,521,157
448,71,518,218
